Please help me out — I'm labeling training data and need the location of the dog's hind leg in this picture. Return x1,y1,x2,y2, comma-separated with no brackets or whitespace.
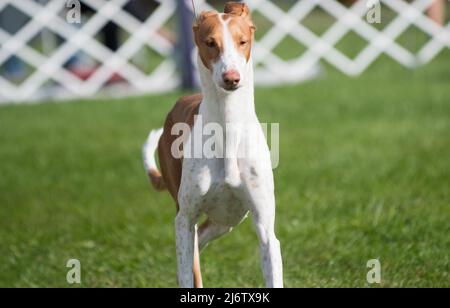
193,225,203,288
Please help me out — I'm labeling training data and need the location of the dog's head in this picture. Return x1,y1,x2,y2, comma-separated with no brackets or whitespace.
193,2,256,92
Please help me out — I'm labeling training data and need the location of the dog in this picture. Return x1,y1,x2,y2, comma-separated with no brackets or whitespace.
143,2,283,288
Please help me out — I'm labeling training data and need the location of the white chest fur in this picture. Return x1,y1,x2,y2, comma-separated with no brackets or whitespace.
179,122,271,227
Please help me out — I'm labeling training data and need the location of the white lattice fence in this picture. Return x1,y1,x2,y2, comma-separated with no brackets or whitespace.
0,0,449,104
0,0,179,103
245,0,450,80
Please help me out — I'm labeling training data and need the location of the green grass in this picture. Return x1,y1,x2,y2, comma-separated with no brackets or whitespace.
1,35,450,287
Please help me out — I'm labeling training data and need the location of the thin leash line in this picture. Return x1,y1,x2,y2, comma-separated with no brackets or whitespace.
191,0,198,20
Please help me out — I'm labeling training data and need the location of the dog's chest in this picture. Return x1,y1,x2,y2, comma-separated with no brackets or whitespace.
203,177,249,227
182,158,250,227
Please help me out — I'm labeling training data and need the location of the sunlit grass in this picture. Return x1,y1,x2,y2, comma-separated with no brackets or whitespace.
0,3,449,286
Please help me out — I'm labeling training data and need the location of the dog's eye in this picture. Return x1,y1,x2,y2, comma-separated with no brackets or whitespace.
240,40,248,46
205,40,216,48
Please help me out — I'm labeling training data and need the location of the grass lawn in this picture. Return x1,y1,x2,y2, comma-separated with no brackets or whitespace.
0,30,449,287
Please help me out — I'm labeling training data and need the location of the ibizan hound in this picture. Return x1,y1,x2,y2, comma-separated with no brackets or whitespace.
143,2,283,288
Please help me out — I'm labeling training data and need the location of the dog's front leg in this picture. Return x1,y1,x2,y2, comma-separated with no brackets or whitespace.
244,171,283,288
253,207,284,288
175,211,196,288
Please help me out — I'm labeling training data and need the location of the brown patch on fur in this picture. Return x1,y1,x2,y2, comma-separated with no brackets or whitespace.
193,12,223,69
157,94,202,210
227,15,254,61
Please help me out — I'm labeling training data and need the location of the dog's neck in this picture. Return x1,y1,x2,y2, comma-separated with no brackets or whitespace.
198,57,257,126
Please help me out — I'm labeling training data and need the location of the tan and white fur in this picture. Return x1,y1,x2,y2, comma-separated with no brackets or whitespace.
143,2,283,288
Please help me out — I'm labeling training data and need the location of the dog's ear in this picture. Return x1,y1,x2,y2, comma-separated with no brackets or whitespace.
224,2,250,17
193,10,218,30
224,2,256,32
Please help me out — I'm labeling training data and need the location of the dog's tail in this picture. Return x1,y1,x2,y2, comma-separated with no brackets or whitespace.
142,128,166,191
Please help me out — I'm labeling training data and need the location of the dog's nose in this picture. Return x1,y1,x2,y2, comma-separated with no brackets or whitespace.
222,70,241,89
